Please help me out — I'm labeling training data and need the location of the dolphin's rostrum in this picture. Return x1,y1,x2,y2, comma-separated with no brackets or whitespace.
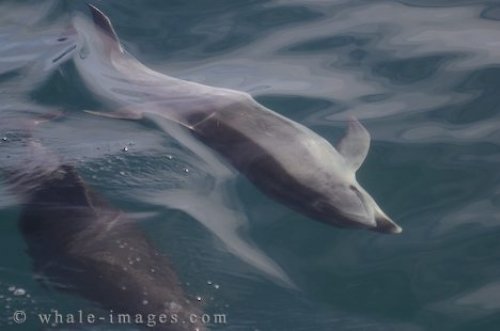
73,5,402,235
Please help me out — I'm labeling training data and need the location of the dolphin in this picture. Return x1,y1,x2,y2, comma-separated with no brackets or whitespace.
71,5,402,235
2,139,207,331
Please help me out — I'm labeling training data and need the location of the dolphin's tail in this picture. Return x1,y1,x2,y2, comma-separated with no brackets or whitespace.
79,4,123,55
87,4,122,51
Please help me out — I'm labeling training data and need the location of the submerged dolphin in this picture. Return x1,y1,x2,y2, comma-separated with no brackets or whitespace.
72,5,402,234
3,140,206,331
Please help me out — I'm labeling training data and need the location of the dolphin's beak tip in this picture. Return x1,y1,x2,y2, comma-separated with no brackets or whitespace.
372,215,403,235
391,225,403,234
375,223,403,235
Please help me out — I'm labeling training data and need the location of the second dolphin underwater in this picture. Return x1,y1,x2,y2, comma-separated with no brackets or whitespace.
2,136,206,331
72,5,401,234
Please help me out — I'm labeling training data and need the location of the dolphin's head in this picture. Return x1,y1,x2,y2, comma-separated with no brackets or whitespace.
310,178,402,234
283,118,402,234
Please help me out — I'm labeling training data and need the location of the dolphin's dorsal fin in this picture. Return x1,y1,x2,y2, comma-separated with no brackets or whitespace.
88,4,123,52
337,117,371,171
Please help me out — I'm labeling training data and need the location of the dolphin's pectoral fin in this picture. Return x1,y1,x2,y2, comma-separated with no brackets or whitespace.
83,109,143,120
84,109,195,131
337,117,371,171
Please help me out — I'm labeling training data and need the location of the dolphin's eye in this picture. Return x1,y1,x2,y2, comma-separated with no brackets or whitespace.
349,185,364,201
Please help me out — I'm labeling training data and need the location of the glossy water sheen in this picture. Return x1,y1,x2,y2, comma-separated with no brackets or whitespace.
1,0,500,330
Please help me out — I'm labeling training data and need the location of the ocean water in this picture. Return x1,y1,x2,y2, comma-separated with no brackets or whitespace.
1,0,500,330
